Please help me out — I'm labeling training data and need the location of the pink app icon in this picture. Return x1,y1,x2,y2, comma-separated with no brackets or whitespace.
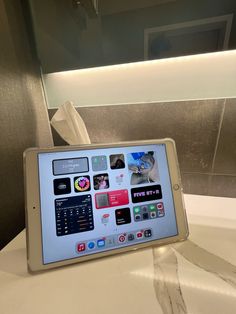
136,231,143,239
77,243,86,252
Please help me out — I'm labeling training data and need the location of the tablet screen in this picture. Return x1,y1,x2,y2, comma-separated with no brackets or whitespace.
38,144,178,264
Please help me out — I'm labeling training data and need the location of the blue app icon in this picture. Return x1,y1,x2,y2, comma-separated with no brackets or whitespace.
87,241,95,249
97,239,105,248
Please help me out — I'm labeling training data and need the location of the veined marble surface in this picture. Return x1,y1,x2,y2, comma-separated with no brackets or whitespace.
1,194,236,314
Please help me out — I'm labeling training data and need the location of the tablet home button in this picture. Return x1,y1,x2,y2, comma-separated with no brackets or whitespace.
173,184,180,191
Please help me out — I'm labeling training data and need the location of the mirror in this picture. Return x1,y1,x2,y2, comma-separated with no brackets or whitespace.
27,0,235,74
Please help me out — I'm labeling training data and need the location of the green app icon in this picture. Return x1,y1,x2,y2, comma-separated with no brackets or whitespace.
133,206,140,213
149,204,156,211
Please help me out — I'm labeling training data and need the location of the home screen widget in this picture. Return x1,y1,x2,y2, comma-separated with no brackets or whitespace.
74,176,90,192
110,154,125,169
127,151,159,185
95,189,129,209
53,157,89,176
53,178,71,195
131,185,162,203
115,208,131,225
55,195,94,236
133,202,165,222
93,173,109,190
77,243,86,252
92,156,107,171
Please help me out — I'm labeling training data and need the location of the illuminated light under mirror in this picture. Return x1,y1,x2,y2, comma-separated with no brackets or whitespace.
43,50,236,108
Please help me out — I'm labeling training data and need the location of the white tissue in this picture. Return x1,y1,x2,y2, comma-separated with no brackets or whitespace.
50,101,91,145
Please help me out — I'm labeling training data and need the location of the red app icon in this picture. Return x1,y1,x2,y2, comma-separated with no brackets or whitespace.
157,202,164,210
118,234,126,243
77,243,86,252
136,231,143,239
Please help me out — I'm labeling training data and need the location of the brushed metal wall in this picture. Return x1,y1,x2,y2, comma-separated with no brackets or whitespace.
0,1,53,250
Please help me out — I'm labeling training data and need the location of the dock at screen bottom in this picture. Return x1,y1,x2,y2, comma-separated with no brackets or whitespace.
76,228,153,254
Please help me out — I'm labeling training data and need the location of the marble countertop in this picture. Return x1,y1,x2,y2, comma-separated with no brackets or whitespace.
1,194,236,314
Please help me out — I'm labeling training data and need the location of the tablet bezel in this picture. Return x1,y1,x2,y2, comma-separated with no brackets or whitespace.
24,139,188,272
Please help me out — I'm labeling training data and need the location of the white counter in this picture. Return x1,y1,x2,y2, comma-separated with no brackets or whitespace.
1,194,236,314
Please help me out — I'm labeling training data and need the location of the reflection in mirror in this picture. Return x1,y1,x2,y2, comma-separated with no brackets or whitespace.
27,0,236,74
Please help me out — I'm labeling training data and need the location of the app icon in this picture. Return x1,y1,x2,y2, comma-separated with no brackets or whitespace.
136,231,143,239
118,234,126,243
53,178,71,195
87,241,95,249
149,204,156,211
97,239,105,248
92,156,107,171
144,229,152,238
115,208,131,225
141,205,148,212
101,213,110,225
157,202,165,217
157,202,164,210
143,213,149,220
106,237,115,246
77,243,86,252
134,214,141,220
150,211,157,219
74,176,90,192
93,173,109,190
116,174,124,185
110,154,125,169
157,210,165,217
133,206,141,214
128,234,135,241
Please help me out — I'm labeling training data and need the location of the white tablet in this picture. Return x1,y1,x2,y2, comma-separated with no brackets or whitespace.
24,139,188,272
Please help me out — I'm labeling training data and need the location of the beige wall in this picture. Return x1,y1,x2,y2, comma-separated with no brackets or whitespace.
0,0,53,250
